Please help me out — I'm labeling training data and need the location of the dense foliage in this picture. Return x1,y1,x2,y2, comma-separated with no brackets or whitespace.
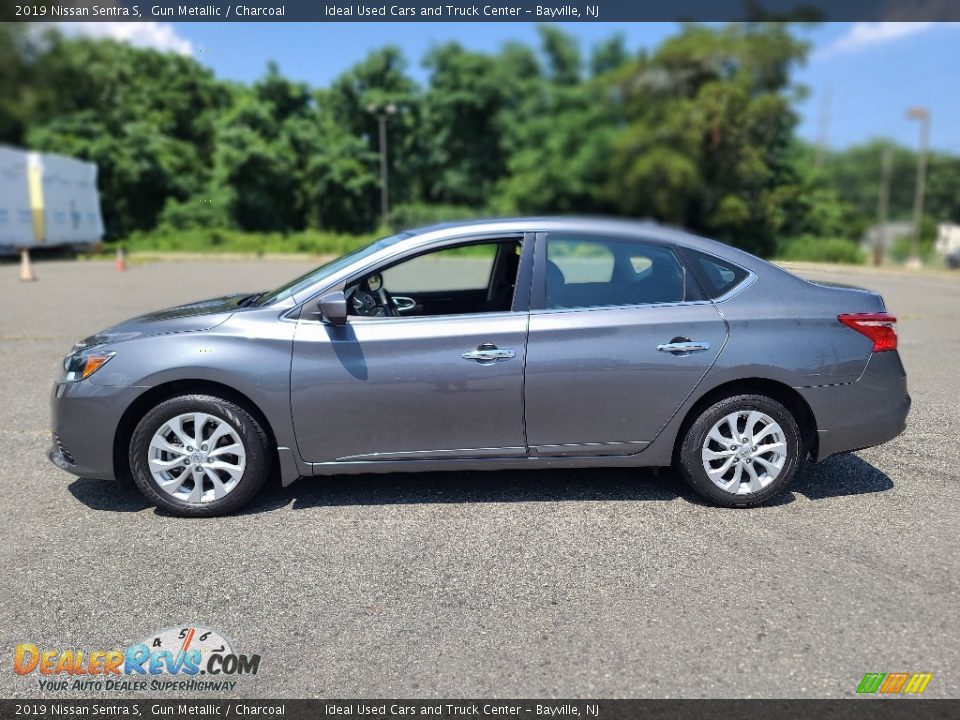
2,23,957,259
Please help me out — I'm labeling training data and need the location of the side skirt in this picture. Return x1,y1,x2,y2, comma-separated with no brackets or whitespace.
305,452,662,478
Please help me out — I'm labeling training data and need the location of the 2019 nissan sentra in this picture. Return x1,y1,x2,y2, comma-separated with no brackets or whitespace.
50,218,910,516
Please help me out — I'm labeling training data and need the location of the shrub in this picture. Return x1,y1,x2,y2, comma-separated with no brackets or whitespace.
889,216,937,263
388,203,486,231
157,191,235,231
115,227,379,256
776,236,866,264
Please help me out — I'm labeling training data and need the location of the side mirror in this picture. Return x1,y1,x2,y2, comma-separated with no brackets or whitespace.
317,291,347,325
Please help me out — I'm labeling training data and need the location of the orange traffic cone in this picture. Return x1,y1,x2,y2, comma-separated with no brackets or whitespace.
115,245,127,272
19,247,36,282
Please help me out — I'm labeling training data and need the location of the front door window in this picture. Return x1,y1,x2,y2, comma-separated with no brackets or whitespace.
346,239,522,318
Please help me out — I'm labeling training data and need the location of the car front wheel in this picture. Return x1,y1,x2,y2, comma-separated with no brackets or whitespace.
676,394,802,507
129,394,270,517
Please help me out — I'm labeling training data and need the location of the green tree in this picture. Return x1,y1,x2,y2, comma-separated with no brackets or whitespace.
207,66,316,232
13,20,954,259
0,24,42,144
538,25,582,86
823,140,960,225
493,76,615,215
607,23,810,256
301,97,380,233
24,35,228,237
327,47,423,211
590,34,630,77
775,141,866,243
420,42,540,207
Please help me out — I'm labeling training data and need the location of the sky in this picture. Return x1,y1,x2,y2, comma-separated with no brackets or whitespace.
59,21,960,152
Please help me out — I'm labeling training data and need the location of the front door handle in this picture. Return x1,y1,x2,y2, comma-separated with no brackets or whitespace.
461,343,516,363
657,339,711,354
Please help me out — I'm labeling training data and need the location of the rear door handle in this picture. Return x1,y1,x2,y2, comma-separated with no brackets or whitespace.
657,340,710,354
462,343,516,363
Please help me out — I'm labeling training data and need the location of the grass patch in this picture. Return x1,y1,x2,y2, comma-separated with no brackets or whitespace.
775,236,866,265
110,228,381,257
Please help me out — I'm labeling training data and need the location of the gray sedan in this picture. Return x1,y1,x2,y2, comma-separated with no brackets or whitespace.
50,218,910,516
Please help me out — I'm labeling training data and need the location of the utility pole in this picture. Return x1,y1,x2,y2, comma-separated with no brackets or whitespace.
874,144,892,267
906,107,930,269
367,102,397,229
814,86,831,168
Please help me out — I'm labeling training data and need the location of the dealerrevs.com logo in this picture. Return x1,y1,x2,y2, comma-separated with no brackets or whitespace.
14,625,261,692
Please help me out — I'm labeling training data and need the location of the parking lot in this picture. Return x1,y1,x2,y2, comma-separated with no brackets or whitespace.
1,257,957,698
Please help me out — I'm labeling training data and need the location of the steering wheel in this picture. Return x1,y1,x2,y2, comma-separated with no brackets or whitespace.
350,273,398,317
377,287,399,317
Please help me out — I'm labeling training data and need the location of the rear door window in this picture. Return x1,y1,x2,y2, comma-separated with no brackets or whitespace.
544,235,694,309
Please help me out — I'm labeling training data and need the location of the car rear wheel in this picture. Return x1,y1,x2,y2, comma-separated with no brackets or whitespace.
676,394,801,507
129,394,270,517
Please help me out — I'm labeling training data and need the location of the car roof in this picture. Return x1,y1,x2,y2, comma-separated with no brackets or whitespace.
401,216,768,270
406,215,662,238
285,216,789,304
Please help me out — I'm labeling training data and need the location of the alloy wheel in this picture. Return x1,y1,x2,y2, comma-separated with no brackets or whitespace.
147,412,247,504
701,410,787,495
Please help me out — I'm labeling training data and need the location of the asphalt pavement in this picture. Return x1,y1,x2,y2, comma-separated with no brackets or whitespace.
0,257,957,699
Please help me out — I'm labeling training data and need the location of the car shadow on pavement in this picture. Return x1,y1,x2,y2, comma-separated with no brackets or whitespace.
66,452,893,515
240,452,894,514
245,467,688,514
68,476,153,513
789,452,894,501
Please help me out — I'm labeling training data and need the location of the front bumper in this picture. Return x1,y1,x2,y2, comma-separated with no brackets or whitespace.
798,350,911,461
49,445,77,472
49,380,147,480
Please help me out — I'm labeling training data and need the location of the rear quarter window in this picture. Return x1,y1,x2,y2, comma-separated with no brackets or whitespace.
687,250,749,299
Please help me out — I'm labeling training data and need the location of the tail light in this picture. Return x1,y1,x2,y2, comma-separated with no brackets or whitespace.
838,312,897,352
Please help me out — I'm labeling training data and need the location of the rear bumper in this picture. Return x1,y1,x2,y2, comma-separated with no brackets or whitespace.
814,393,910,460
797,351,910,461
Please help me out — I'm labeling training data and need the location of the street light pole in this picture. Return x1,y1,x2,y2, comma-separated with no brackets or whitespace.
367,102,397,229
378,113,389,229
874,144,892,267
906,107,930,269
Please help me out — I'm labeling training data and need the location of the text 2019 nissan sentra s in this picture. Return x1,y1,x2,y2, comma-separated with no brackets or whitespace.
49,218,910,516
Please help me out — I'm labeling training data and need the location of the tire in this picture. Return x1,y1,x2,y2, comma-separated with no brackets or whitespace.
129,394,271,517
676,394,801,507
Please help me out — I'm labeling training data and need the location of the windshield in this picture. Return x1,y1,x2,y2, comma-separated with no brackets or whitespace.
256,234,405,305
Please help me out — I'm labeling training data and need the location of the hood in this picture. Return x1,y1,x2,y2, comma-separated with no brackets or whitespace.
73,294,249,351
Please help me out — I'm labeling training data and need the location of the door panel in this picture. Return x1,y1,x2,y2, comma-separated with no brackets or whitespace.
291,313,528,463
524,303,727,455
395,289,490,317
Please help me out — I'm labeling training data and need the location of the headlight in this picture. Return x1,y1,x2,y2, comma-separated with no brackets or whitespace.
63,351,115,382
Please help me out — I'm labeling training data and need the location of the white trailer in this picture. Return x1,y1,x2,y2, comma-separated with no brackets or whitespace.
0,147,35,249
0,146,105,254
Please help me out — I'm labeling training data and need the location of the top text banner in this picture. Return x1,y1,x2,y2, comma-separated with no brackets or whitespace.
9,0,960,22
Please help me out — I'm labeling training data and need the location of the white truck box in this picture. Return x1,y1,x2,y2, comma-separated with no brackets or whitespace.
0,147,35,248
0,145,105,252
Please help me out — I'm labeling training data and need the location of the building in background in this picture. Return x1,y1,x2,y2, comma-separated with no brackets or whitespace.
935,223,960,256
0,146,104,255
860,221,913,257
